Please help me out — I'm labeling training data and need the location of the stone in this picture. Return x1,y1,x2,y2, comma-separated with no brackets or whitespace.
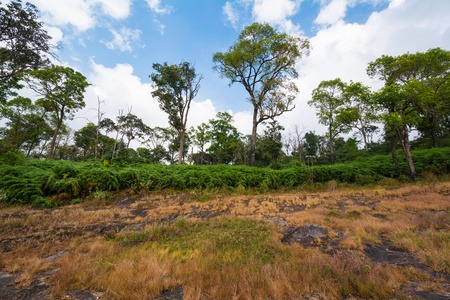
282,224,328,246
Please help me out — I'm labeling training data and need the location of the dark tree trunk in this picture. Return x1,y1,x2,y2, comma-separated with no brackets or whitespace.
389,131,402,176
249,107,258,167
47,119,62,159
398,125,416,180
431,114,438,148
178,130,185,165
26,142,34,157
329,131,334,165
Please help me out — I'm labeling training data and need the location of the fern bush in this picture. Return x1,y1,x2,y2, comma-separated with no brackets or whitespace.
0,147,448,206
81,168,120,192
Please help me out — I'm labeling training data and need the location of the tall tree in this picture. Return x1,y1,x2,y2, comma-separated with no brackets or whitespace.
208,112,241,165
258,120,284,167
150,62,202,164
74,123,97,160
213,22,309,167
401,48,450,147
340,81,377,151
118,113,148,149
0,0,54,102
189,122,210,165
0,96,51,154
25,66,89,159
308,78,351,164
367,48,449,180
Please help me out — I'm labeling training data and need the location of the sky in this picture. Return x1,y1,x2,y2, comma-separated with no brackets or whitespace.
6,0,450,145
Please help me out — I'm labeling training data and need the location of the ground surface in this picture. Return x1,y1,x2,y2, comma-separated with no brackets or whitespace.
0,183,449,299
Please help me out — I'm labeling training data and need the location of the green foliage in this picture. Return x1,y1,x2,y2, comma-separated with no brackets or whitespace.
0,147,448,206
0,0,53,86
213,22,309,166
1,150,25,165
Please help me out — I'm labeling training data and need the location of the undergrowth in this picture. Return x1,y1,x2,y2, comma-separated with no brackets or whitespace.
0,147,448,206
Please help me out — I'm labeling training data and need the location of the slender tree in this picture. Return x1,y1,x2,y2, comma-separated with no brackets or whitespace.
213,22,309,166
189,122,210,165
25,66,89,159
308,78,351,164
150,62,202,164
340,81,377,151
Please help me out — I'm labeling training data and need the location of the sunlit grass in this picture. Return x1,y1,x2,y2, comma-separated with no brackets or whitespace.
51,217,406,299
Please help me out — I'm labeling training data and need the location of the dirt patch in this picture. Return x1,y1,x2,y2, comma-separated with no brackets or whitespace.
158,287,183,300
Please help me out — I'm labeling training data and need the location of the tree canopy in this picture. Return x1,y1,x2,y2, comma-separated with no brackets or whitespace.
150,61,202,164
213,22,309,167
25,66,90,159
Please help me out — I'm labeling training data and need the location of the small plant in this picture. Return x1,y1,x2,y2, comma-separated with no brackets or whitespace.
89,191,111,200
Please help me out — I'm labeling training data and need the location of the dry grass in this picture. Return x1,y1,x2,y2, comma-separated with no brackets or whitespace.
0,182,449,299
50,218,407,300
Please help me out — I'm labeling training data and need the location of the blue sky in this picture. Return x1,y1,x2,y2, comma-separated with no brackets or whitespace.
10,0,450,144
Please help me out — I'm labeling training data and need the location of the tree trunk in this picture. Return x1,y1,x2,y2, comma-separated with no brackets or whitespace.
38,137,49,159
178,130,185,165
389,132,402,176
249,107,258,167
26,141,34,157
361,125,369,151
111,130,120,162
399,126,417,180
47,119,62,159
200,146,204,165
431,114,438,148
95,127,99,161
329,129,334,165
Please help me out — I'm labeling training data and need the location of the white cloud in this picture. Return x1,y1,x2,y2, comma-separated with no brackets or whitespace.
233,111,254,135
189,100,217,129
153,18,167,35
253,0,304,36
72,60,218,148
146,0,173,15
33,0,94,31
314,0,349,26
221,0,304,36
101,27,142,52
223,1,239,29
277,0,450,137
252,0,301,24
43,25,64,45
31,0,132,32
94,0,131,19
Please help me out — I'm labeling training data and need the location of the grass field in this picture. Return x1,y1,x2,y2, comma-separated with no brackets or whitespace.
0,181,449,299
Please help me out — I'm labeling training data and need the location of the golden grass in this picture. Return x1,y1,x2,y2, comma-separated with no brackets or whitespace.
50,218,407,300
1,182,449,299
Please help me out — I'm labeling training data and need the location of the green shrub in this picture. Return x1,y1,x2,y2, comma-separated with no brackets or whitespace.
2,150,25,166
355,174,376,186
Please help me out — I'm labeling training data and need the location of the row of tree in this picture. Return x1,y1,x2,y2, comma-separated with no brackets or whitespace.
1,1,449,181
309,48,450,179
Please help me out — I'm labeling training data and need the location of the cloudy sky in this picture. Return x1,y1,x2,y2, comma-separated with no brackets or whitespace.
10,0,450,142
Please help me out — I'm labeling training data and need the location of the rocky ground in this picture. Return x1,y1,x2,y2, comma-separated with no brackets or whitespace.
0,183,449,299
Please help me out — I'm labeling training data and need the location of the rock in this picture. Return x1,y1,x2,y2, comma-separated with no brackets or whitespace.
282,224,328,246
44,250,67,262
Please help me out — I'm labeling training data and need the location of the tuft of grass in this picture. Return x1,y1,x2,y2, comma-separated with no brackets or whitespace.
390,229,450,274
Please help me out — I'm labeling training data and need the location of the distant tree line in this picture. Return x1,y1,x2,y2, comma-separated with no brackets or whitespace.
1,1,449,181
